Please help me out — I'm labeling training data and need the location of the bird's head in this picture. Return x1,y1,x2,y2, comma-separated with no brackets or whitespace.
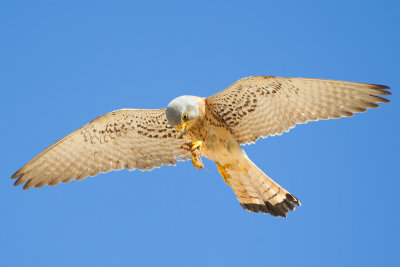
166,95,200,135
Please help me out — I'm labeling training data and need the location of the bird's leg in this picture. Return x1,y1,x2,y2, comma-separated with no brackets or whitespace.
216,162,231,185
181,141,204,170
190,153,204,170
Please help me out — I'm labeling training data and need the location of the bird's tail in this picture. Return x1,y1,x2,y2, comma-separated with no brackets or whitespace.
221,156,301,217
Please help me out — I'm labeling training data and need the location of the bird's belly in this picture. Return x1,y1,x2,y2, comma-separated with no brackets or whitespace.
201,127,243,165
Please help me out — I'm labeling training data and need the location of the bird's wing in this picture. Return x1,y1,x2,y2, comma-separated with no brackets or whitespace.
12,109,191,189
206,76,391,145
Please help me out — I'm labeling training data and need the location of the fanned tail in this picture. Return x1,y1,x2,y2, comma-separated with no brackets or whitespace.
224,156,300,218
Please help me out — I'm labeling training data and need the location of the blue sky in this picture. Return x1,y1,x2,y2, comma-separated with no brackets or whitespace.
1,1,399,266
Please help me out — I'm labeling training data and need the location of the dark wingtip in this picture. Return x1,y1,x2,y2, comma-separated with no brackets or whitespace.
370,84,391,101
379,90,392,96
22,179,34,190
13,179,23,186
371,95,391,103
11,169,21,179
373,85,391,104
372,84,390,90
13,172,28,187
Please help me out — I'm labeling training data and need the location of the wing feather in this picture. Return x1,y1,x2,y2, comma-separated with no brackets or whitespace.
11,109,191,189
207,76,390,144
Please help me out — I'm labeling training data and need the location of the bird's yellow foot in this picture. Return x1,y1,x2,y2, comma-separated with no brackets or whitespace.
191,152,204,169
190,141,202,152
216,163,231,185
181,141,203,152
181,141,204,170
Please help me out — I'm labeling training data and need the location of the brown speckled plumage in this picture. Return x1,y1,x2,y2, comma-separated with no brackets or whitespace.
12,109,191,189
207,76,390,144
11,76,390,217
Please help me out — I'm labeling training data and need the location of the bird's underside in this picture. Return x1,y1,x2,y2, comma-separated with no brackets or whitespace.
11,76,391,218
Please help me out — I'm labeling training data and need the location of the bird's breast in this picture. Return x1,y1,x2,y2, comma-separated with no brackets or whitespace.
185,116,243,165
200,125,242,164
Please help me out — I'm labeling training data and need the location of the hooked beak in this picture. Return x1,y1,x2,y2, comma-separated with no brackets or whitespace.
176,122,188,135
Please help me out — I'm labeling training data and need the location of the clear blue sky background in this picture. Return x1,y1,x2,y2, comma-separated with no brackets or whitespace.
1,1,399,266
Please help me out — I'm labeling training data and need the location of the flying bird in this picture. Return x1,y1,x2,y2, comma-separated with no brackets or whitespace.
11,76,391,217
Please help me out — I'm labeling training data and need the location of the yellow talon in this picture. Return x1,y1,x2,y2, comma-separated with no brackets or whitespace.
216,163,231,185
190,141,202,152
181,141,204,170
191,156,204,170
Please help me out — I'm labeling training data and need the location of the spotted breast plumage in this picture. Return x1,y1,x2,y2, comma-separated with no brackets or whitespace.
11,76,391,217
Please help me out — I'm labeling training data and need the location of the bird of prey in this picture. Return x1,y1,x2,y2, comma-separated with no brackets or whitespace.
11,76,391,217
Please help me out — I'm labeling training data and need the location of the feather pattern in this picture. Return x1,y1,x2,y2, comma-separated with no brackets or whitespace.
12,109,191,189
10,75,390,217
207,76,391,145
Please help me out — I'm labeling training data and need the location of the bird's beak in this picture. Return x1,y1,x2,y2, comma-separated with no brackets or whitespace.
176,122,188,135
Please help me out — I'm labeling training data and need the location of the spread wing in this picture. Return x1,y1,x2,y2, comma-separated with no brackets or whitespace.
12,109,191,189
207,76,391,145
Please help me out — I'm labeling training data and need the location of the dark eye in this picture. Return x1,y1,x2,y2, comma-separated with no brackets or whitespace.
182,113,188,122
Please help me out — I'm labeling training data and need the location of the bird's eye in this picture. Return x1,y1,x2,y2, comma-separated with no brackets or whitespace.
182,113,188,122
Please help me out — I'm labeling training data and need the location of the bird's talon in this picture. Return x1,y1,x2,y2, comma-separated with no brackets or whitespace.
182,141,204,169
181,141,202,152
216,163,231,185
191,154,204,169
190,141,202,152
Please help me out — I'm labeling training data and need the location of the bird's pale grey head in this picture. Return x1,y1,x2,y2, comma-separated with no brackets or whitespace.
166,95,200,132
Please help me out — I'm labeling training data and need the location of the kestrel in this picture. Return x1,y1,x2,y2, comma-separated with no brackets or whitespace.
12,76,391,217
